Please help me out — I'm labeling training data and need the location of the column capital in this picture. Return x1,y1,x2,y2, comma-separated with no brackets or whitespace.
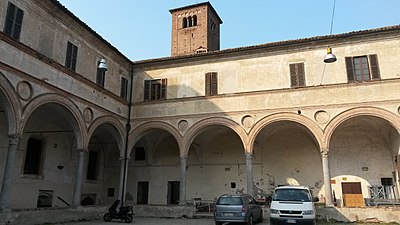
119,156,131,161
245,152,253,159
320,148,329,157
180,155,188,161
8,134,21,145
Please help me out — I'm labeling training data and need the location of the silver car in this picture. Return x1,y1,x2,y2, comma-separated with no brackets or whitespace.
214,194,263,225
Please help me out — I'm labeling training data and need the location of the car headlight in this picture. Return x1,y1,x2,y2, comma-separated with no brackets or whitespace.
303,210,314,215
270,209,279,214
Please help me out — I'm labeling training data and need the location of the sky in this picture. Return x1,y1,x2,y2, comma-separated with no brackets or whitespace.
57,0,400,61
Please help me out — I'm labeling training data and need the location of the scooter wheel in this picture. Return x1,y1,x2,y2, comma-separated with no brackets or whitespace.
103,213,112,222
124,214,133,223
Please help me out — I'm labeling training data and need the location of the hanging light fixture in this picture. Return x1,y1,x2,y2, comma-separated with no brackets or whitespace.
324,47,337,63
324,0,337,63
98,58,108,71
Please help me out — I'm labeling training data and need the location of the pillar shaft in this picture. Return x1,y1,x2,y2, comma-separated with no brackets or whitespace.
118,157,130,204
0,134,21,211
179,156,187,204
72,149,85,207
245,153,254,196
321,149,333,207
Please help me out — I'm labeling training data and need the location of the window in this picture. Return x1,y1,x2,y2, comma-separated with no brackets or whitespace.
37,190,53,208
120,77,128,100
193,15,197,26
188,16,193,27
381,178,393,186
289,63,305,87
65,42,78,71
135,147,146,161
144,79,167,101
345,55,380,82
205,72,218,96
182,17,188,28
23,138,44,175
137,181,149,204
96,60,106,87
86,150,98,180
4,2,24,40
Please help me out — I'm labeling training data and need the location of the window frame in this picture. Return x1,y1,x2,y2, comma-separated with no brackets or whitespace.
144,79,167,101
120,76,129,100
345,54,380,82
4,2,24,40
289,63,305,87
205,72,218,96
65,41,78,71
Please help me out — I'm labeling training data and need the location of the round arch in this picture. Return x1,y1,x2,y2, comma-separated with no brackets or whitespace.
248,112,324,152
323,106,400,149
129,121,183,157
183,117,248,155
20,93,87,150
88,116,125,157
0,72,22,135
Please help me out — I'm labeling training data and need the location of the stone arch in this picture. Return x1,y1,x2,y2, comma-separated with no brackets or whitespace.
324,106,400,149
248,112,323,152
129,121,183,157
87,116,125,157
183,117,248,155
0,72,22,135
20,93,87,150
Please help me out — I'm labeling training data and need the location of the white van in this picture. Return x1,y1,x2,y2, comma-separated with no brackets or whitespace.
270,185,318,225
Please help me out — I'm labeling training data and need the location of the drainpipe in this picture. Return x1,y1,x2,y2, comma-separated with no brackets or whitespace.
121,68,134,207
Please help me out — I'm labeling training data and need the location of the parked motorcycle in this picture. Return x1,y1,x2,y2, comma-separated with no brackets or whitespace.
103,200,134,223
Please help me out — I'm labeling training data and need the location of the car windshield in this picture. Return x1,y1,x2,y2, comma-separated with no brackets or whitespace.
217,196,243,205
272,189,311,202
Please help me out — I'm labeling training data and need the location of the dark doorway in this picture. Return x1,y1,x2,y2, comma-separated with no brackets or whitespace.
137,181,149,204
24,138,44,175
167,181,180,205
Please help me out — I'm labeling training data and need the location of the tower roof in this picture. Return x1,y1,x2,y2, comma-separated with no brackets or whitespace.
169,1,223,24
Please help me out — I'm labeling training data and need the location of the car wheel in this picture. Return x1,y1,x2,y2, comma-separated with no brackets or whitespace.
103,213,112,222
246,215,253,225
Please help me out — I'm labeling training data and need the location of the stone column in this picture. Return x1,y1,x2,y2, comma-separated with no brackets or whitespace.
245,153,254,196
179,156,187,205
118,157,130,203
0,134,21,211
321,149,333,207
72,149,86,208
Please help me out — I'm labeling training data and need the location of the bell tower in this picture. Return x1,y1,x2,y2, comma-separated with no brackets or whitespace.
170,2,223,56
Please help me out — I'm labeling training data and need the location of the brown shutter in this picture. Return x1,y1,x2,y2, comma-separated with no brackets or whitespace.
369,54,380,80
205,72,211,95
211,72,218,95
144,80,150,101
71,45,78,71
289,64,297,87
345,57,354,82
298,63,305,86
161,78,167,99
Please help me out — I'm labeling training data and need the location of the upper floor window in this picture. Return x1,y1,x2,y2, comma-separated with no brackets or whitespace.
4,2,24,40
23,137,44,175
182,15,197,28
289,63,305,87
65,41,78,71
120,76,129,100
205,72,218,96
345,55,380,82
134,147,146,161
96,60,106,87
144,79,167,101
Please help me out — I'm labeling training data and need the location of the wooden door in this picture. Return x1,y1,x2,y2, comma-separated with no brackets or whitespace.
342,182,364,207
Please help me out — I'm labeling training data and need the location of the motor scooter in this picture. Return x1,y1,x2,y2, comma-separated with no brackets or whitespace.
103,200,134,223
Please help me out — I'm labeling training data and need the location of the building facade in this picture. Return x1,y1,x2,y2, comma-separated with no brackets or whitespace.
0,0,399,211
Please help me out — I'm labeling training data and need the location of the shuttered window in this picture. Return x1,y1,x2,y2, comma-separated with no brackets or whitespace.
4,2,24,40
96,60,106,87
120,77,129,100
144,79,167,101
289,63,305,87
345,55,380,82
65,42,78,71
205,72,218,96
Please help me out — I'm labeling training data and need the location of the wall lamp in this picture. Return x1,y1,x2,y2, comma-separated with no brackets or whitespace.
98,58,108,71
